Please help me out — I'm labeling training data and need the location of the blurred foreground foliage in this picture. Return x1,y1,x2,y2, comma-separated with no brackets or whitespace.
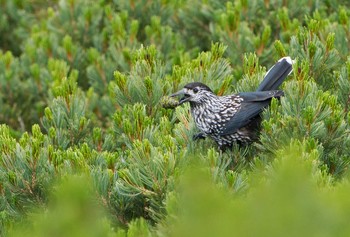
1,0,350,236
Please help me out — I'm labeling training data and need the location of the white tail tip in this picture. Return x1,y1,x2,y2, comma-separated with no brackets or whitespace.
278,56,295,65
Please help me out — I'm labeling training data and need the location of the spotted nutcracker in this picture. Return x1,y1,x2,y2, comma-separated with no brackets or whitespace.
170,57,294,150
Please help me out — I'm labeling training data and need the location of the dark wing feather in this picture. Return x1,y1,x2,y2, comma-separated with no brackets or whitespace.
238,91,284,101
220,91,283,135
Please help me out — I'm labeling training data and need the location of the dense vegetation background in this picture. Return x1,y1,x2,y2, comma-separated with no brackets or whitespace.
1,0,350,236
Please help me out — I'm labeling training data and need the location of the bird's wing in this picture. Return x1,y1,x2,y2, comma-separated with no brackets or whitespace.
220,91,283,135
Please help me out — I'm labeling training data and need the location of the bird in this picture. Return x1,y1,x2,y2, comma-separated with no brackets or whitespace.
170,57,294,150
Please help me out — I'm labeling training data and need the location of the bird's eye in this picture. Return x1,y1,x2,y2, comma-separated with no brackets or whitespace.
193,88,199,94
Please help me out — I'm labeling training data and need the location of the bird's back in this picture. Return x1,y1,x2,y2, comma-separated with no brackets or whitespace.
191,94,260,148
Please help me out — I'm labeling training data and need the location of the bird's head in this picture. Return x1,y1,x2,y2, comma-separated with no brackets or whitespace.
170,82,214,105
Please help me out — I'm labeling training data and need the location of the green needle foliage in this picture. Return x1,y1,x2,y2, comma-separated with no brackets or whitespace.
1,0,350,236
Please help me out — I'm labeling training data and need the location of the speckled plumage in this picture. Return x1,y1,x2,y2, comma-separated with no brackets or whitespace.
171,57,294,150
190,91,251,147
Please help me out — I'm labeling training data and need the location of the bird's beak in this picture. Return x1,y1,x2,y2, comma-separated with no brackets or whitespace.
170,89,190,105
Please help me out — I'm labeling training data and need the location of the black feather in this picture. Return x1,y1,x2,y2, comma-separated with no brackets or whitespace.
256,57,293,91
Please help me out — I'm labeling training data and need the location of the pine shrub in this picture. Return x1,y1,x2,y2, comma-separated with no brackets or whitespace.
1,0,350,236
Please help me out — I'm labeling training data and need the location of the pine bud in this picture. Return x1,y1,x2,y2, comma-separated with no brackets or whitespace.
47,7,54,17
261,25,271,45
107,169,114,181
48,145,54,162
32,124,43,139
124,120,132,135
130,20,139,41
278,8,290,30
211,42,227,60
87,48,99,62
79,117,87,130
114,71,127,91
160,96,179,109
84,7,92,24
308,19,319,33
308,41,317,59
30,63,40,81
270,97,279,113
326,33,335,51
3,51,13,69
207,148,219,167
49,127,56,139
262,120,272,133
240,0,248,10
113,112,122,125
104,5,112,19
63,35,73,56
45,107,53,121
144,76,153,95
112,15,126,39
243,53,259,76
339,7,348,25
303,106,314,125
224,2,240,32
274,40,287,57
19,132,30,147
93,127,102,143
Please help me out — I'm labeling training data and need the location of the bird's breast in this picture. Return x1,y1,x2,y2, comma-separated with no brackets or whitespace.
191,101,239,135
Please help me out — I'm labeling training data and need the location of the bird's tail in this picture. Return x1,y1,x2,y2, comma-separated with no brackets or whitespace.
256,56,294,92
